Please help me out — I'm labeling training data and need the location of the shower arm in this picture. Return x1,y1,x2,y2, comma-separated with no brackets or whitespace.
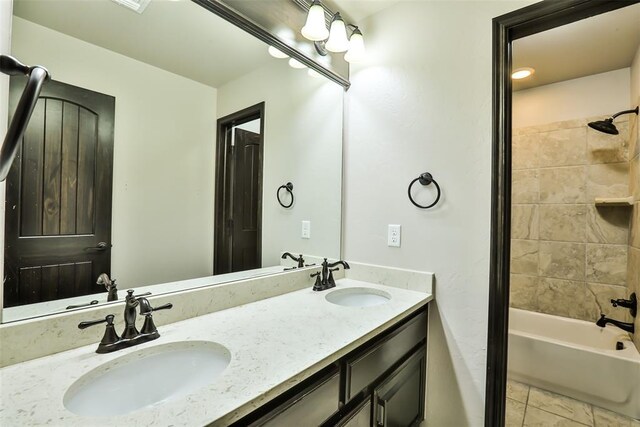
610,106,639,120
0,55,50,182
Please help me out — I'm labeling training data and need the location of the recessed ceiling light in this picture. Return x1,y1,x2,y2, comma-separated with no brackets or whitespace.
268,46,289,59
512,67,535,80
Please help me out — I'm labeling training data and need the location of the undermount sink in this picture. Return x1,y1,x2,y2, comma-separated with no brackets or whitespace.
325,287,391,307
64,341,231,417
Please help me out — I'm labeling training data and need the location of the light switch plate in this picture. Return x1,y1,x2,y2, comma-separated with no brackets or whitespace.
388,224,401,247
302,220,311,239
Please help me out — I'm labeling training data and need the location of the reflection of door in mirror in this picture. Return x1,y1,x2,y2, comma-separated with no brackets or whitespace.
215,104,264,275
4,78,114,307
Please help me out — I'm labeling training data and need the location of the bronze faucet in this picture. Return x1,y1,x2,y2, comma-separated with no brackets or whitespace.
311,258,350,291
78,289,172,354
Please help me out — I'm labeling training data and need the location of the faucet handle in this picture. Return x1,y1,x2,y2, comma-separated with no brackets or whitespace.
139,303,173,335
310,272,323,291
78,314,120,351
78,314,115,329
151,303,173,312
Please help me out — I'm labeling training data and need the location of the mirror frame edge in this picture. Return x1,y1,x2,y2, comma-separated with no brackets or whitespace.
486,1,640,426
192,0,351,90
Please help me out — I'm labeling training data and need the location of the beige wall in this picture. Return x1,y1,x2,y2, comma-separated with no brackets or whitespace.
344,1,535,425
512,68,631,129
511,117,631,323
217,60,343,266
11,17,217,288
629,44,640,349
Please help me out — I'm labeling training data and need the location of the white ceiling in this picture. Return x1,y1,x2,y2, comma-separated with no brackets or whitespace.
513,3,640,91
330,0,400,22
12,0,273,88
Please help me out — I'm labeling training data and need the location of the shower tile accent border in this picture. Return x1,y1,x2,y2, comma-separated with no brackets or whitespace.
511,117,632,325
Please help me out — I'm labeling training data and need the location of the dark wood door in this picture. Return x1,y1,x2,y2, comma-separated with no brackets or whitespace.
214,103,264,275
4,78,115,307
231,128,262,272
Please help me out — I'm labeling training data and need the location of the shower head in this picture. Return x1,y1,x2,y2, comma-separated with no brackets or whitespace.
588,106,639,135
588,118,618,135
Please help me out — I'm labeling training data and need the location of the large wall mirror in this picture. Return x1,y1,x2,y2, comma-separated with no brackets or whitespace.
3,0,344,322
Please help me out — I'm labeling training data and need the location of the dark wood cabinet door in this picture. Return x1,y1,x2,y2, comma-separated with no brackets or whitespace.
4,78,115,307
338,399,372,427
373,346,426,427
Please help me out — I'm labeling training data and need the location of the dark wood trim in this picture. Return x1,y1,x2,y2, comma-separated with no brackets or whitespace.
190,0,350,89
486,1,640,426
214,102,265,275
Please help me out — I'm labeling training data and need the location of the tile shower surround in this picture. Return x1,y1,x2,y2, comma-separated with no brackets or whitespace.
510,116,634,324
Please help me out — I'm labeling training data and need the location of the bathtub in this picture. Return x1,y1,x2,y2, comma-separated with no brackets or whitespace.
508,308,640,419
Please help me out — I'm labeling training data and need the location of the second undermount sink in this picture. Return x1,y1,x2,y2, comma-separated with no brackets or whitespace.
64,341,230,417
325,287,392,307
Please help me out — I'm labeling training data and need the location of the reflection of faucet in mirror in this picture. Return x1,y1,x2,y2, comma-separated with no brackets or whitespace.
78,289,172,354
97,273,118,302
281,252,305,268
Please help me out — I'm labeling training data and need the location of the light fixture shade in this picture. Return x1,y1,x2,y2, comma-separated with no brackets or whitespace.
344,28,365,63
307,69,322,78
301,1,329,41
268,46,289,59
288,58,306,69
325,13,349,53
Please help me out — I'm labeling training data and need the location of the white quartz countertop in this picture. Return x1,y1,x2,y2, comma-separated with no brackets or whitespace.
0,279,431,427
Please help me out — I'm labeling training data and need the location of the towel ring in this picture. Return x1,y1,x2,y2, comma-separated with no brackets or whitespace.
277,182,294,208
408,172,441,209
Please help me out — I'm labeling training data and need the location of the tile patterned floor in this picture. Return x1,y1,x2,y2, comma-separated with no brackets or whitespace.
506,379,640,427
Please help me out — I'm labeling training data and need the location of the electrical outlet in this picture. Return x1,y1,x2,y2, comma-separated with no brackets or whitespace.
301,220,311,239
388,224,401,247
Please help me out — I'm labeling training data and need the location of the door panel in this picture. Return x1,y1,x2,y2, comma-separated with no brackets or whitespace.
231,128,262,272
373,347,426,427
4,78,115,307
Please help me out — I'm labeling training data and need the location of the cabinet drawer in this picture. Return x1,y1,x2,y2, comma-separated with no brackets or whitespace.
255,367,340,426
345,310,426,401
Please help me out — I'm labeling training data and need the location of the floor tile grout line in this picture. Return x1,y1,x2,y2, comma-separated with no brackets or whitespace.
531,406,594,427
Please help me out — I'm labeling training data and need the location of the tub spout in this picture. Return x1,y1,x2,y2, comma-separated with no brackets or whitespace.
596,314,634,333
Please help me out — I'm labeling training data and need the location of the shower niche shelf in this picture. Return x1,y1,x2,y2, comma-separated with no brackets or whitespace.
594,196,633,207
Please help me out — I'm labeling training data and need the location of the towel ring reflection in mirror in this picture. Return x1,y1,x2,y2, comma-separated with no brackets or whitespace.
408,172,441,209
277,182,294,208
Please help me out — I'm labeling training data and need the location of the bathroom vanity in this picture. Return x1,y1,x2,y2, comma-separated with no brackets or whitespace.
0,273,433,426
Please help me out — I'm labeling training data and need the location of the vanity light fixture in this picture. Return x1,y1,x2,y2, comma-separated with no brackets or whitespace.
300,1,366,62
325,13,350,53
511,67,535,80
288,58,307,69
268,46,289,59
344,27,365,63
308,69,322,78
301,0,329,41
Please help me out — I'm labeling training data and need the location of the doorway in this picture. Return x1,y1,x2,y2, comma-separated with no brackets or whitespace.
487,1,640,426
4,78,115,307
214,102,264,275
